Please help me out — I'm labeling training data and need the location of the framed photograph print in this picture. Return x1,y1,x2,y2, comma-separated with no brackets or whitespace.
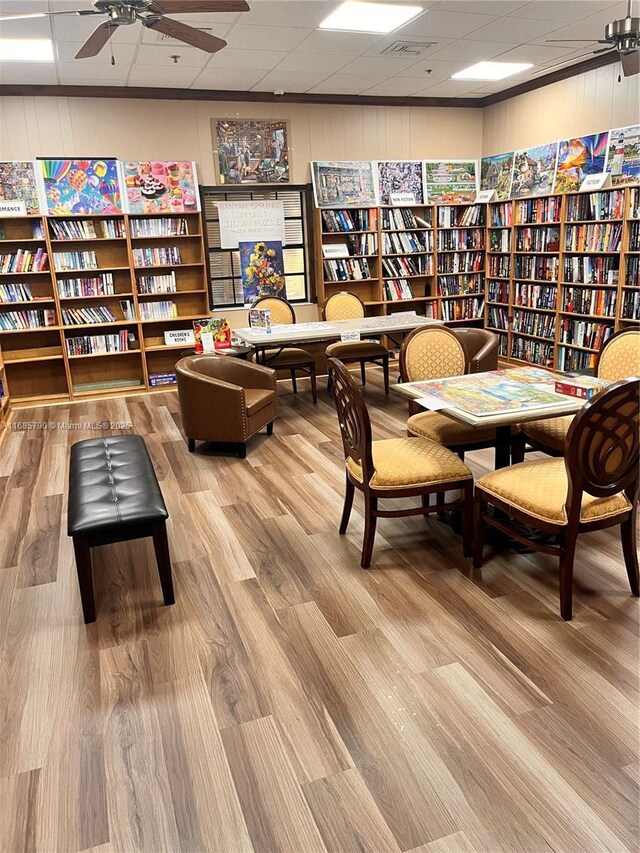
213,119,290,185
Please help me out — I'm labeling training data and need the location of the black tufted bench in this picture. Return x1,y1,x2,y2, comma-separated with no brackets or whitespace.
68,435,175,623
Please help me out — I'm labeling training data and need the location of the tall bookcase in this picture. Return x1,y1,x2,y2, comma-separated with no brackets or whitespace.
620,186,640,327
436,203,485,324
0,211,208,406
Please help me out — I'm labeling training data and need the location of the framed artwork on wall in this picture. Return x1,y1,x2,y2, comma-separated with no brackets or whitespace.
38,158,123,216
377,160,425,205
423,160,478,204
212,119,290,185
311,161,379,208
606,125,640,186
510,143,559,199
480,153,515,201
553,133,609,193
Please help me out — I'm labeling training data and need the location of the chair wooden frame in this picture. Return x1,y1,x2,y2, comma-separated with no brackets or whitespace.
328,357,473,568
322,292,390,395
474,378,640,620
251,296,317,403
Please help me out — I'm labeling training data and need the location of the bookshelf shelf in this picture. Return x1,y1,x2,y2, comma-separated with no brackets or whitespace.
67,349,141,359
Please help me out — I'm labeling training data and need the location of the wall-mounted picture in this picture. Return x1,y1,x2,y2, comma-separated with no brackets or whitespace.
480,152,514,201
213,119,290,185
0,161,43,215
39,159,122,216
423,160,477,204
122,160,199,214
311,161,378,208
239,239,286,304
377,160,425,205
554,133,610,193
511,143,559,198
606,125,640,186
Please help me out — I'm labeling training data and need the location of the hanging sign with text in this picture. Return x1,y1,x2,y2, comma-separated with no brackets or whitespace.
217,199,286,249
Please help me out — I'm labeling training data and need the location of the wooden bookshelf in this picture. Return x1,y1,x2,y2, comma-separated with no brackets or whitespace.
0,211,209,406
436,203,485,324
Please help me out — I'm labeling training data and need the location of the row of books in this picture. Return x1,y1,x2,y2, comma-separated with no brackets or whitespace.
54,251,98,272
514,196,561,225
138,301,178,320
0,282,33,302
346,233,377,255
631,187,640,219
559,319,614,350
489,229,510,252
132,247,182,267
557,346,596,371
438,273,483,294
1,248,48,273
562,287,617,317
626,256,639,285
498,334,508,357
437,205,484,228
629,221,640,251
514,283,557,310
381,208,429,230
437,252,484,273
488,256,510,277
61,306,116,326
382,256,428,277
489,203,512,227
564,223,622,253
514,255,559,281
323,257,371,281
563,256,618,284
515,226,560,252
487,306,508,330
437,229,484,251
130,218,189,237
512,337,554,367
321,209,377,233
58,273,115,298
487,280,509,302
66,331,133,355
48,219,125,240
0,308,56,330
565,190,624,222
441,296,484,321
383,280,414,300
513,309,556,340
137,272,177,294
382,231,429,254
621,290,640,319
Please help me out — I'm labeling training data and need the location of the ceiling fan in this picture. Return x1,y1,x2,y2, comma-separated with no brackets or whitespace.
543,0,639,77
0,0,250,59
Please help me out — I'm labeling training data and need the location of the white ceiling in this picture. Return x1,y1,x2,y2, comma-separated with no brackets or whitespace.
0,0,630,97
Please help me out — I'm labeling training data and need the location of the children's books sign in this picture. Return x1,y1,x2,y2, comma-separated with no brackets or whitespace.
122,160,199,214
377,161,425,205
193,317,231,352
39,159,122,215
480,153,514,201
423,160,477,204
311,161,378,208
0,161,43,215
217,200,286,249
240,240,285,304
606,125,640,186
554,133,609,193
510,143,559,198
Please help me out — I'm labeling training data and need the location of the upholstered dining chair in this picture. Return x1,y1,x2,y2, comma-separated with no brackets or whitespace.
250,295,317,403
474,378,639,621
327,356,474,568
322,292,390,394
401,325,515,460
514,328,640,459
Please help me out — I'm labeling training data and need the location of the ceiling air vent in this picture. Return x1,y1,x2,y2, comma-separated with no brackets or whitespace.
380,41,437,56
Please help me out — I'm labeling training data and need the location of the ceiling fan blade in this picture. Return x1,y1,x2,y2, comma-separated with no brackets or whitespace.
152,1,250,12
0,9,101,21
75,24,117,59
621,49,640,76
144,17,227,52
545,38,610,43
593,45,616,53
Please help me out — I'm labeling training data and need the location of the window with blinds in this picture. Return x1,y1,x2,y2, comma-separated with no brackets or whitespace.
201,185,313,308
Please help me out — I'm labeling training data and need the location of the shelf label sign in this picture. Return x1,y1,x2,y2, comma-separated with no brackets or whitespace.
390,191,416,206
0,199,26,216
217,199,286,249
322,243,350,258
164,329,195,346
579,172,611,192
475,189,497,203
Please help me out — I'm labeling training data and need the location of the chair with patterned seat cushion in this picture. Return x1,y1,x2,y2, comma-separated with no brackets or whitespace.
250,295,317,403
474,378,640,620
327,356,473,568
322,292,390,394
515,328,640,459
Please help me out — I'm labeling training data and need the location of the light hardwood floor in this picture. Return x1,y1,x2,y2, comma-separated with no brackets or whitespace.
0,370,638,853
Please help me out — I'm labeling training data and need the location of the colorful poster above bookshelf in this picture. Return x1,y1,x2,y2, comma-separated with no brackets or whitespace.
510,143,559,199
423,160,477,204
39,159,123,216
480,153,514,201
553,133,610,193
311,161,378,208
606,125,640,186
213,119,290,185
377,161,425,205
122,160,199,214
0,161,44,216
239,239,285,304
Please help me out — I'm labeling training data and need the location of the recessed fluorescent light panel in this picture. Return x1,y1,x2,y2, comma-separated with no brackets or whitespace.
319,1,423,34
452,61,533,81
0,38,54,62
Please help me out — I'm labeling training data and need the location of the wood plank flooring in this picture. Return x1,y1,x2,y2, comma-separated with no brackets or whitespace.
0,370,638,853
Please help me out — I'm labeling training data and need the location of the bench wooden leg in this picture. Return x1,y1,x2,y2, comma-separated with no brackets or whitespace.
73,535,95,624
152,521,175,607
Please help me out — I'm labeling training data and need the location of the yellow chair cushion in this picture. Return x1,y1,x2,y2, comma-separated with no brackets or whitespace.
598,330,640,381
260,347,313,366
407,410,516,446
346,437,472,490
253,298,292,325
324,292,364,321
477,457,632,525
326,340,388,359
403,328,466,381
520,415,574,453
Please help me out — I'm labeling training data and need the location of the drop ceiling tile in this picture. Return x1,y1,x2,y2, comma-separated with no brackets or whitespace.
308,73,389,94
204,48,287,71
363,36,453,58
0,0,48,10
362,77,434,96
0,61,58,83
55,40,137,65
135,44,212,68
140,21,231,46
532,6,622,42
339,54,428,76
127,63,200,87
396,56,468,79
465,16,566,43
293,29,385,55
416,78,482,96
508,1,619,24
192,65,266,90
51,14,141,44
496,43,581,66
252,69,331,92
0,14,52,38
430,38,517,62
237,0,336,28
58,62,129,85
434,1,528,14
224,24,309,52
275,52,351,74
400,9,500,39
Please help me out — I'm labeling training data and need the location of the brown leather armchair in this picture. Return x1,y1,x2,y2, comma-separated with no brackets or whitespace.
176,355,276,458
453,327,499,373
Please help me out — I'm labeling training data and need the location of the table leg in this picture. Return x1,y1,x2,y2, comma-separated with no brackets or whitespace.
494,424,512,469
